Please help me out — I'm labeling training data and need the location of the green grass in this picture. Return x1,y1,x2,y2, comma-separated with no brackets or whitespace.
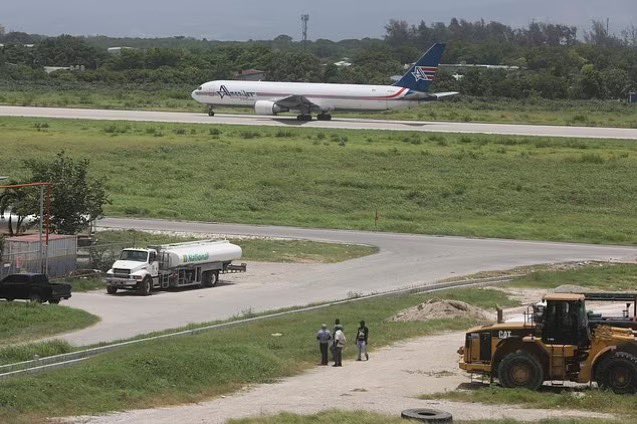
1,81,636,128
0,339,73,365
0,302,99,346
229,411,614,424
1,118,637,244
92,230,377,264
423,386,635,418
511,263,637,291
0,288,512,422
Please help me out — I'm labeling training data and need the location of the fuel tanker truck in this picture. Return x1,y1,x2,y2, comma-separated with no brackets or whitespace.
105,239,246,295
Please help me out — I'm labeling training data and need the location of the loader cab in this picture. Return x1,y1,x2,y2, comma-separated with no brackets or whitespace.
540,294,589,347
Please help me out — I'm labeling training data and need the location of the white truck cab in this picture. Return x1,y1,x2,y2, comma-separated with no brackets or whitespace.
106,248,160,295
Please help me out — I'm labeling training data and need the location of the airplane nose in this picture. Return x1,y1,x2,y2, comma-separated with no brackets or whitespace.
191,89,199,101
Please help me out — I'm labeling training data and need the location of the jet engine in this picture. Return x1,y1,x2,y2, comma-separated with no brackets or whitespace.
254,100,288,115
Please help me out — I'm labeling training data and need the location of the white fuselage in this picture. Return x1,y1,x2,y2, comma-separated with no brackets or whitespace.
191,80,426,112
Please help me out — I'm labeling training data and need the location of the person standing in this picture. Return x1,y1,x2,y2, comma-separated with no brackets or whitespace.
316,324,332,366
333,325,346,367
356,320,369,361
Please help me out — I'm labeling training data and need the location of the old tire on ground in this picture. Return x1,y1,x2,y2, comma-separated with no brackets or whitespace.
203,271,219,288
29,293,43,303
106,286,118,295
595,351,637,394
49,299,60,304
400,408,452,423
138,277,152,296
498,351,544,390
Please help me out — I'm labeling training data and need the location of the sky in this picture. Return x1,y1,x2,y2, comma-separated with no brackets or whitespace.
3,0,636,41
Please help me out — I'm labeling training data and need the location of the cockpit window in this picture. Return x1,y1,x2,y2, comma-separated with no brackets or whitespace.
198,86,203,91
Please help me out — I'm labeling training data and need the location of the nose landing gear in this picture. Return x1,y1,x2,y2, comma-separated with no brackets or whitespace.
208,106,215,117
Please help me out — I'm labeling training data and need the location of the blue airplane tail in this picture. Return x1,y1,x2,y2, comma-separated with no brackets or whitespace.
393,43,446,93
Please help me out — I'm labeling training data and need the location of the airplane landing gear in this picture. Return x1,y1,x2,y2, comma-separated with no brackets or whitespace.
317,113,332,121
208,106,215,117
296,114,312,121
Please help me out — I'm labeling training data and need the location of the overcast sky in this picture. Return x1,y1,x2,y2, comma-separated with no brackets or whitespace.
3,0,635,41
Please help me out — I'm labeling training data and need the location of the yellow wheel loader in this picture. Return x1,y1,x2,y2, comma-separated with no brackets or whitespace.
459,293,637,393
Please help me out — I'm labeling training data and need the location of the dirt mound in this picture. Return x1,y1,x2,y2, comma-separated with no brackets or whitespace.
553,284,588,294
389,299,494,323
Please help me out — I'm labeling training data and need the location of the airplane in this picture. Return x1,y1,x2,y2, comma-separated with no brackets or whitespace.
191,43,458,121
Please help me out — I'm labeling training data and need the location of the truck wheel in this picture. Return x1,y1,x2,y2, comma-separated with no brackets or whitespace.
498,352,544,390
49,299,60,305
400,409,452,423
138,277,152,296
29,293,43,304
203,271,219,288
595,352,637,394
106,286,118,295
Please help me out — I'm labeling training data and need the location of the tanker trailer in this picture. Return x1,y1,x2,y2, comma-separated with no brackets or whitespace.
105,239,246,295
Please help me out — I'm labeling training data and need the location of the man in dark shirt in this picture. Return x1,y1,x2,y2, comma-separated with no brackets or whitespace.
356,320,369,361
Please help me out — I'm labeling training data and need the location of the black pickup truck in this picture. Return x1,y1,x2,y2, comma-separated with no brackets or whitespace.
0,273,72,304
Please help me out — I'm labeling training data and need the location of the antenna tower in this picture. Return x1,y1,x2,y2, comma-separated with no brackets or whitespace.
301,14,309,42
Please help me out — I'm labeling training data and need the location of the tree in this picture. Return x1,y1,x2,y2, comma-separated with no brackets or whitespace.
23,151,110,234
0,182,36,236
0,24,5,36
580,64,604,98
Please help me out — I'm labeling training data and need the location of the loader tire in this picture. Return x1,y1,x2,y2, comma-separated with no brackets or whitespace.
498,351,544,390
595,351,637,394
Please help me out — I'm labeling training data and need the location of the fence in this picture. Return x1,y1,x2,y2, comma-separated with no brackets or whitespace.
0,234,77,279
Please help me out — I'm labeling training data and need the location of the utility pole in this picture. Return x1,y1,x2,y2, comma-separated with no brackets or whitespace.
301,14,309,43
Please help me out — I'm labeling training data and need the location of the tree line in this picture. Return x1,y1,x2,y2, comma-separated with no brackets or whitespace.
0,18,636,100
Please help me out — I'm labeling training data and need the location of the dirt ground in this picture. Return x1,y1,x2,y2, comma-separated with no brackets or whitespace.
68,330,612,423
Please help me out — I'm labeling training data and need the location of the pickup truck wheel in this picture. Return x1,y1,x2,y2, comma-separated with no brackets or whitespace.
49,299,60,305
138,277,152,296
29,293,43,304
106,286,118,295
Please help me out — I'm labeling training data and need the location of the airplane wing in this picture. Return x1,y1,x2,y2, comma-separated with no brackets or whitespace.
431,91,459,99
274,95,321,113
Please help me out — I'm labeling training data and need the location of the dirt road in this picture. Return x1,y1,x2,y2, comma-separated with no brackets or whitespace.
70,332,611,423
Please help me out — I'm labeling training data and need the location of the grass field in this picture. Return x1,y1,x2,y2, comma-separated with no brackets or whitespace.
94,230,378,264
510,263,637,291
1,118,637,244
0,303,99,346
1,81,636,128
0,288,515,423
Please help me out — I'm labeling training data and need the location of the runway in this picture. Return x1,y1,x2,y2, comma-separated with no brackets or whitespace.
60,217,637,346
1,106,636,139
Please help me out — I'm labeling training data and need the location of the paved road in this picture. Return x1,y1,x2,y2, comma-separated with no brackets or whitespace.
61,217,637,346
2,106,637,139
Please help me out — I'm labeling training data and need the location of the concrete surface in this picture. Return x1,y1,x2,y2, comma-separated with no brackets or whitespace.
1,106,637,139
58,218,637,346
